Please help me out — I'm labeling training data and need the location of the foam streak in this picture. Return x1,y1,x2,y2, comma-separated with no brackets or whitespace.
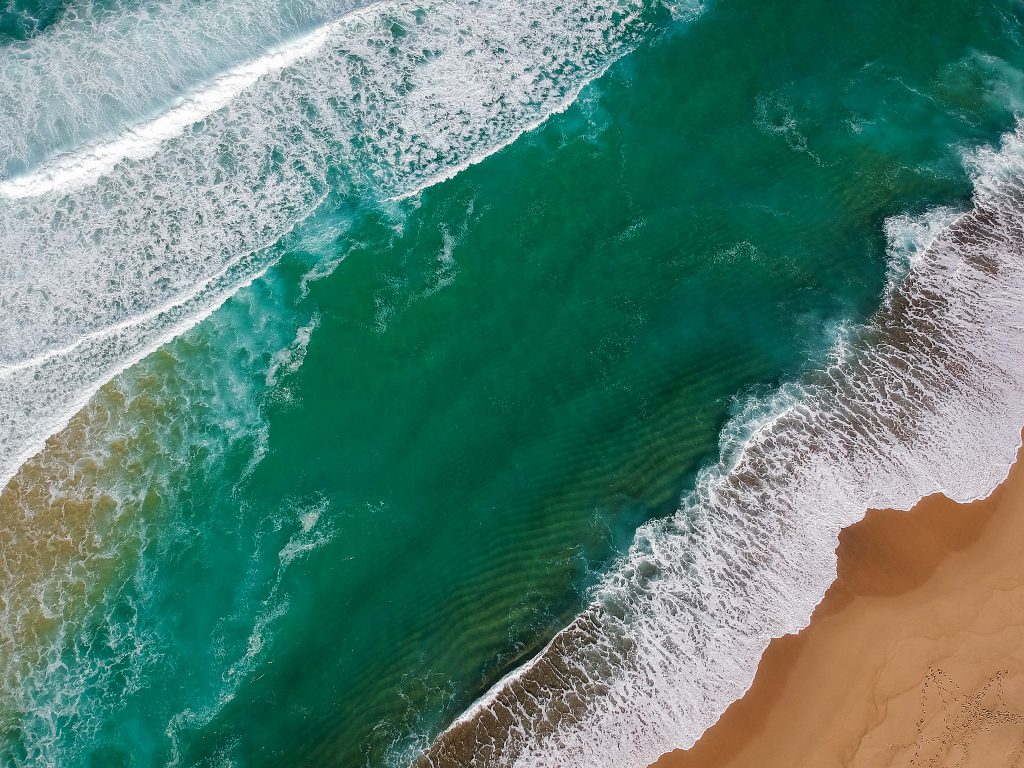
0,23,336,198
0,0,686,493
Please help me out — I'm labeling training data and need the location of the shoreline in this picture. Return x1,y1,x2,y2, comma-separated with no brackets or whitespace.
651,433,1024,768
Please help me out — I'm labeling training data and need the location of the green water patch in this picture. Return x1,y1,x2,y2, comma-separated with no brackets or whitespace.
6,0,1024,765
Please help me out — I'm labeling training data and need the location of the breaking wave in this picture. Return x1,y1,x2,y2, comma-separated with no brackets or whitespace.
0,0,703,492
417,124,1024,767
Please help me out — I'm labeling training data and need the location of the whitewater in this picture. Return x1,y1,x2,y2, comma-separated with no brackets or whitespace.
418,127,1024,766
6,0,1024,766
0,0,702,492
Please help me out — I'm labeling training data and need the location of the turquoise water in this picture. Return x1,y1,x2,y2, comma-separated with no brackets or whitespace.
3,0,1024,766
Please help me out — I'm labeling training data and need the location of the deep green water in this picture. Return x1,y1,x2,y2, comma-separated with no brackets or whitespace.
3,0,1024,766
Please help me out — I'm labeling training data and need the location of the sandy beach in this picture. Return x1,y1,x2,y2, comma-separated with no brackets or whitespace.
652,435,1024,768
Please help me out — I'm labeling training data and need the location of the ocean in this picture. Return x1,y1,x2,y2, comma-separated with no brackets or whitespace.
2,0,1024,765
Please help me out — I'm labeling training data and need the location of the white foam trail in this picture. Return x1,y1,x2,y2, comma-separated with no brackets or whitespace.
0,0,686,493
0,23,337,198
0,0,372,175
418,124,1024,767
388,58,619,203
266,314,320,386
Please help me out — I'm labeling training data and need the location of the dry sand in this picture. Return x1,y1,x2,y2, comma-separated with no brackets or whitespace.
652,437,1024,768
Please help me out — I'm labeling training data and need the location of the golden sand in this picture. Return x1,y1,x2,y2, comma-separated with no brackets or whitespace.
652,437,1024,768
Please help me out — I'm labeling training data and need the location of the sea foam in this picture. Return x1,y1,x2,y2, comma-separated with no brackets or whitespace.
417,124,1024,766
0,22,339,198
0,0,693,493
0,0,369,176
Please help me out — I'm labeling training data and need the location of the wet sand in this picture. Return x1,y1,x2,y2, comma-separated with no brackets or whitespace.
652,436,1024,768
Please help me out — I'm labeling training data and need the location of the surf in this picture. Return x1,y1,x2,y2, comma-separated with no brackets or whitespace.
0,0,693,493
0,0,370,176
6,0,1021,765
0,22,338,198
417,124,1024,767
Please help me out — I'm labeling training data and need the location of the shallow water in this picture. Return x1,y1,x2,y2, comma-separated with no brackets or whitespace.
2,0,1024,766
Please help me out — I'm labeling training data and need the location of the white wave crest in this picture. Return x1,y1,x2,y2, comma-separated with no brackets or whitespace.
0,22,339,198
0,0,683,492
418,124,1024,767
0,0,371,176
